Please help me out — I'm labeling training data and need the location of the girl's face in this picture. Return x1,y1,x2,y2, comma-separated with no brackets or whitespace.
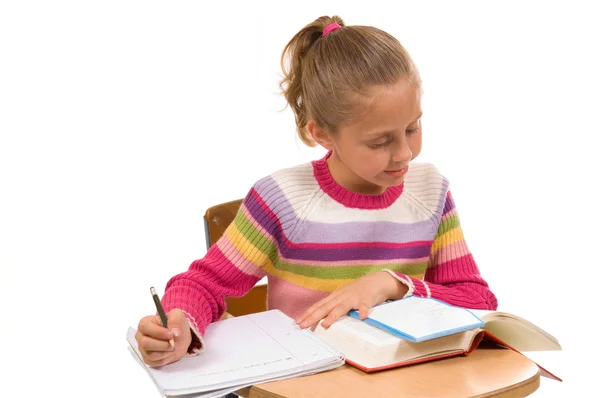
310,78,423,195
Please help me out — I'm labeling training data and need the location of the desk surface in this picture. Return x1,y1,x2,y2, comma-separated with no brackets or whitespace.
237,347,540,398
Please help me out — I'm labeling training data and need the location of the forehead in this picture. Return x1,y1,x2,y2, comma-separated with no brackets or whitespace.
349,79,421,133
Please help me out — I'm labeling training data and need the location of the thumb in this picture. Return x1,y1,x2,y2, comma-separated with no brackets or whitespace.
166,309,188,338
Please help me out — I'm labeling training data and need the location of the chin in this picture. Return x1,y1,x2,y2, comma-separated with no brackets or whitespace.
378,176,404,187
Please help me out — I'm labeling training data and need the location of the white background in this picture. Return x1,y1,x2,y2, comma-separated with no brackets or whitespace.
1,1,598,397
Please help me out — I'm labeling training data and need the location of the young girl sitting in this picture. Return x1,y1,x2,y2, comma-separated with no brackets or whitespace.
135,15,498,367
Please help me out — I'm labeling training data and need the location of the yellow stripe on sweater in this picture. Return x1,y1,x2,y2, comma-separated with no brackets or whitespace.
267,264,426,293
431,227,464,254
224,222,276,273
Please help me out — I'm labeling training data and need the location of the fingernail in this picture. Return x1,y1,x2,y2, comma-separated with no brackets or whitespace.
171,328,180,337
166,331,174,339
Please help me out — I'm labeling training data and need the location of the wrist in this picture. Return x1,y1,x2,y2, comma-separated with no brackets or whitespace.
382,271,409,300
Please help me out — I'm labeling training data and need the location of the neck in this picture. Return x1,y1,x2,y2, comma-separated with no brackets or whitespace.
327,151,385,195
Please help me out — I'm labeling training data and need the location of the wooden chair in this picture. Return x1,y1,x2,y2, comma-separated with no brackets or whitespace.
203,198,268,317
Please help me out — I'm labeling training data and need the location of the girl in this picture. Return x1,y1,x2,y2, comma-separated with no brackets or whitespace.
135,15,498,367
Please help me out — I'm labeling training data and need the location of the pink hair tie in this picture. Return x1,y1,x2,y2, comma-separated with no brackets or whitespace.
322,23,341,37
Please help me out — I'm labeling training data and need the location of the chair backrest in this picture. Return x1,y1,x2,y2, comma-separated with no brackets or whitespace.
203,199,243,251
204,199,268,316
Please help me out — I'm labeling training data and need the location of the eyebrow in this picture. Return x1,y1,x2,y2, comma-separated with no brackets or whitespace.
367,112,423,139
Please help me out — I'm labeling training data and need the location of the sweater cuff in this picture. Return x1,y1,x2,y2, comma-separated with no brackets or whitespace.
382,269,430,299
182,310,205,356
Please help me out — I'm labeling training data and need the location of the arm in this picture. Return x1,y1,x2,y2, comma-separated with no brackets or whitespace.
161,187,278,352
385,190,498,310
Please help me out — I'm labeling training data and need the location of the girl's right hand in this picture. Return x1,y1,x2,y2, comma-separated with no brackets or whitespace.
135,308,192,367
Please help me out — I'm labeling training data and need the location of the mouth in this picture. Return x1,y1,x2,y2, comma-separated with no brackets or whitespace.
384,166,409,177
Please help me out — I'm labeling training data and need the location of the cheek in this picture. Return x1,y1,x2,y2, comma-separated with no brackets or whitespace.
409,134,423,159
358,150,390,174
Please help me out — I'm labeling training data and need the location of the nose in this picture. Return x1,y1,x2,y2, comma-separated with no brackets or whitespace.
392,139,412,164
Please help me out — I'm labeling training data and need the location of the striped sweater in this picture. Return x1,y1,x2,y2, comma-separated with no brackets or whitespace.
162,152,498,352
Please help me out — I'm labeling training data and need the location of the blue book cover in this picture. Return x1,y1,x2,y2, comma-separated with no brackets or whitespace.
348,296,484,343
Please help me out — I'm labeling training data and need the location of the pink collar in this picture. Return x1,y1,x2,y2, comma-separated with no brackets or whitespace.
311,151,404,209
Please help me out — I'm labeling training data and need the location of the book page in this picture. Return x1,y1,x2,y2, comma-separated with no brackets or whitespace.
469,310,561,351
360,296,484,341
330,316,398,344
314,315,399,349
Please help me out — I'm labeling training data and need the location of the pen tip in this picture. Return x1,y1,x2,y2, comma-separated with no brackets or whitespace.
150,286,157,295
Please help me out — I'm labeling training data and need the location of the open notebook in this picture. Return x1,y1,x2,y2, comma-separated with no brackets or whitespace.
126,310,345,397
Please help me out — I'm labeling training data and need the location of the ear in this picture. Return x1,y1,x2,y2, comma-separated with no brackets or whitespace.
307,120,334,150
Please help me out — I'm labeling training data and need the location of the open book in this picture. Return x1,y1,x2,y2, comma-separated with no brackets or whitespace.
127,310,344,397
313,296,561,380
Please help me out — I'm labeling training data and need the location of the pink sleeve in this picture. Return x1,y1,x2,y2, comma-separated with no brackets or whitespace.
161,187,277,352
387,190,498,310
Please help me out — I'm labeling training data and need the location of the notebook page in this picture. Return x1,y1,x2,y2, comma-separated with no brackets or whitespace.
247,310,343,366
127,346,243,398
126,310,342,395
128,345,341,398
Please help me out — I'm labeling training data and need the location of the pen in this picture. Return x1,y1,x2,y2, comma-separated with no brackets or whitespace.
150,286,175,348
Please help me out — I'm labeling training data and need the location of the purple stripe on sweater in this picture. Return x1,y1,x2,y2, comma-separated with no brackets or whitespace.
243,186,282,239
279,242,431,261
250,176,439,244
292,220,436,245
442,190,455,215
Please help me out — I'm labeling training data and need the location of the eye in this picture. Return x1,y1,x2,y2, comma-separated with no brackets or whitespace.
369,140,391,149
407,127,420,135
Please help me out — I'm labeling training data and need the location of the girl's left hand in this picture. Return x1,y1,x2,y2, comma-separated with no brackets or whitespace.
295,271,409,329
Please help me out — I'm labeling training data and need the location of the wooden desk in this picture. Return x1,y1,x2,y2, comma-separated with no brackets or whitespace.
236,347,540,398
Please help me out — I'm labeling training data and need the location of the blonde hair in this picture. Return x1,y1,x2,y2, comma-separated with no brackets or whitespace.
280,15,421,147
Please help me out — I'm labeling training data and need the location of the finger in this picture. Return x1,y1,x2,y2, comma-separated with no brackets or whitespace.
300,295,347,329
321,302,353,329
297,298,328,324
144,351,178,368
138,315,174,341
358,302,371,320
145,349,177,362
136,331,175,353
296,292,339,324
166,310,187,338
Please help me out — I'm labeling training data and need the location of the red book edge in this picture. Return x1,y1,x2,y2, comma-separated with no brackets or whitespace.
343,329,562,382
